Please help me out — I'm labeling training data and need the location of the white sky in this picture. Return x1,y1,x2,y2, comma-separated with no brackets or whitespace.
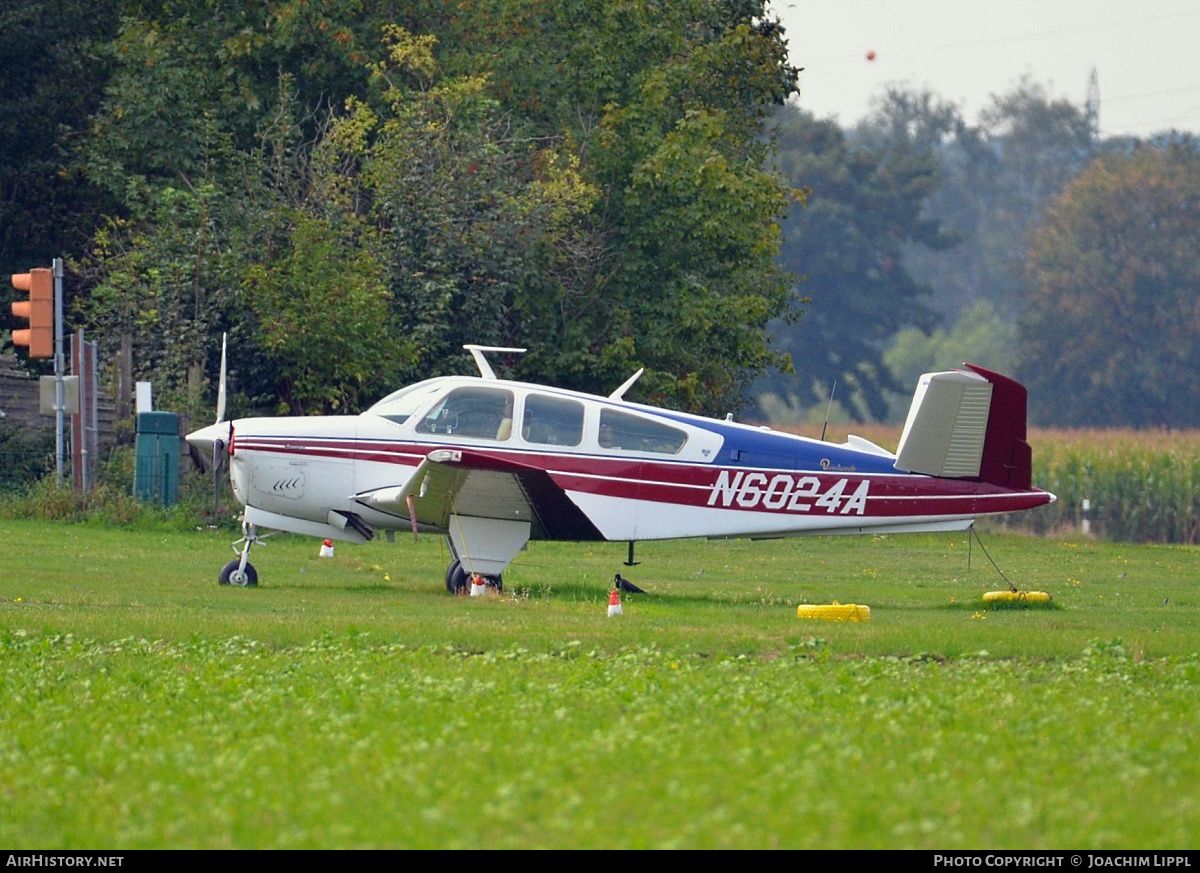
771,0,1200,138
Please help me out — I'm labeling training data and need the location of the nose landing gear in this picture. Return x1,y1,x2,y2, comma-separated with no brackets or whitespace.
218,520,266,587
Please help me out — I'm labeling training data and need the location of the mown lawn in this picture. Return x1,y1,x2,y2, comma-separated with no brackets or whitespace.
1,519,1197,848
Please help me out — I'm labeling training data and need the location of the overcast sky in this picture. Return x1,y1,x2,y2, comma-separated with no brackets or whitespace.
771,0,1200,138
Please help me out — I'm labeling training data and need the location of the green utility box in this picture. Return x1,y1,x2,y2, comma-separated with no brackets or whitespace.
134,411,179,505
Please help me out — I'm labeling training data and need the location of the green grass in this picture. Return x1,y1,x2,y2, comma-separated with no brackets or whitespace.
1,519,1198,848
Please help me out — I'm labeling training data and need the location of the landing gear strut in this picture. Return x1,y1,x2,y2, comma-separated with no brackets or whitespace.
220,520,265,587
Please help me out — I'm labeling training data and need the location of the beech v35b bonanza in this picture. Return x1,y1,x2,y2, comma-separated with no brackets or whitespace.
185,346,1054,591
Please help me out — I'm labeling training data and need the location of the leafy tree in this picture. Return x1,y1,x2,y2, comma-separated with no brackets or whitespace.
77,182,241,418
980,77,1097,226
851,81,1098,330
82,80,400,418
336,3,782,412
82,0,396,203
76,1,799,419
852,88,997,325
240,92,397,416
0,0,121,344
591,79,797,411
773,75,1095,423
76,1,406,415
763,108,948,421
1018,139,1200,427
243,208,393,415
334,25,591,384
882,300,1016,419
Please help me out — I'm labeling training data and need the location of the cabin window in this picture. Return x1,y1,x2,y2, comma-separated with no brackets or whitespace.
598,409,687,454
416,387,515,440
523,394,584,446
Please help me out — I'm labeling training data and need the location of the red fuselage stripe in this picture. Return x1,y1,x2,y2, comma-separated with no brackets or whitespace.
234,437,1053,519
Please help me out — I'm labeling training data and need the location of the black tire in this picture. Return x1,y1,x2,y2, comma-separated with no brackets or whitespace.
445,561,503,594
219,558,258,587
445,560,469,595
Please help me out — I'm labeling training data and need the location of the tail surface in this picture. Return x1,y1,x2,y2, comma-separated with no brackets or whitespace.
894,364,1034,490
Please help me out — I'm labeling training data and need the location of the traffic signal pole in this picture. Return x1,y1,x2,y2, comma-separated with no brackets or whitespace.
9,259,66,485
53,257,64,486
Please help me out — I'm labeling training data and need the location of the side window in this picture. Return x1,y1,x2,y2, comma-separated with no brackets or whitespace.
523,394,584,446
598,409,688,454
416,387,515,440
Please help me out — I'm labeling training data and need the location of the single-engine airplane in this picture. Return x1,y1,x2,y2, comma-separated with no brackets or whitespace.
185,346,1054,591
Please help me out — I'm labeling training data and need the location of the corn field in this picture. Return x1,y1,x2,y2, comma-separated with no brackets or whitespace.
799,424,1200,544
1021,429,1200,544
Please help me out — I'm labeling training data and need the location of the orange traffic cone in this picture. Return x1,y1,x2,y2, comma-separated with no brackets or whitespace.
608,589,623,617
470,574,487,597
319,538,335,558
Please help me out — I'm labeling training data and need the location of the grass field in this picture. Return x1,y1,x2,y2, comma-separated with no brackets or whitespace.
2,518,1197,849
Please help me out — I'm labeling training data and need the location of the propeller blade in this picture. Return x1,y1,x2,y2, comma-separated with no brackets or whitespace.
212,438,225,517
215,332,227,424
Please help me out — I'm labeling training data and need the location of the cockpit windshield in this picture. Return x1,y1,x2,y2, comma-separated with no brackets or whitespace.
366,380,447,424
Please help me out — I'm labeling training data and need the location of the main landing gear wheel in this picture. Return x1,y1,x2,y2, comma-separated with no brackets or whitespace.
445,560,468,595
444,560,502,595
220,558,258,587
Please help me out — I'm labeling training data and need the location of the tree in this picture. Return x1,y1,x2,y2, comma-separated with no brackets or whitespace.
240,97,397,416
980,77,1097,228
0,0,120,341
82,0,393,204
1018,138,1200,427
76,1,406,416
853,87,1001,326
883,300,1015,420
81,80,401,418
435,1,800,414
337,13,798,417
763,108,949,421
338,25,593,385
854,81,1098,327
78,181,243,418
76,1,799,418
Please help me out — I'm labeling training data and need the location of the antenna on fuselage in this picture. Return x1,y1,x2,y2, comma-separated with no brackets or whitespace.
609,368,644,401
463,345,527,380
820,379,838,442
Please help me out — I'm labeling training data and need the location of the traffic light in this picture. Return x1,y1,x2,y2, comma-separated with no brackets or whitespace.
11,267,53,358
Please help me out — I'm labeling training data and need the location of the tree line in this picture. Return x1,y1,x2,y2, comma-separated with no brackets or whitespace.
764,81,1200,428
2,2,1198,428
2,0,797,420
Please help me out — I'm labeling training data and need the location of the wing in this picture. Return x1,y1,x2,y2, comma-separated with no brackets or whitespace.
356,448,605,577
355,449,603,541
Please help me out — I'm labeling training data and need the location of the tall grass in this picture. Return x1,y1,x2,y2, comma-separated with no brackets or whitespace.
1027,429,1200,543
790,424,1200,544
0,444,237,531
